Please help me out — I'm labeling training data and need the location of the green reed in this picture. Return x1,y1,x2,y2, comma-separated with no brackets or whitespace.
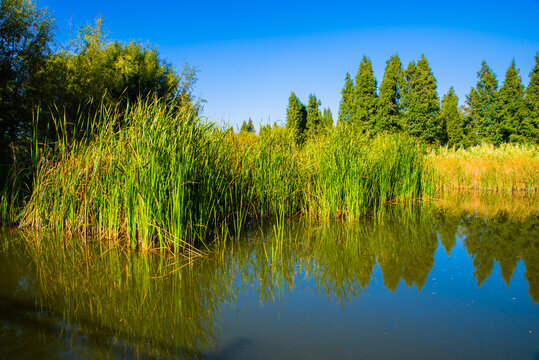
303,126,433,220
18,99,434,252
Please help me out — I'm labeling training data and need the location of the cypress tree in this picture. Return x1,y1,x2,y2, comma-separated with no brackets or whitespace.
305,94,322,138
286,92,307,144
441,87,465,147
523,53,539,144
247,118,254,133
321,108,334,130
465,61,500,144
240,121,248,133
240,118,255,133
401,55,441,143
338,73,354,126
376,54,403,133
353,56,378,131
498,60,527,143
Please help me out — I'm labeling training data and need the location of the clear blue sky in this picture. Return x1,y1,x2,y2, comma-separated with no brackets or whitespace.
41,0,539,130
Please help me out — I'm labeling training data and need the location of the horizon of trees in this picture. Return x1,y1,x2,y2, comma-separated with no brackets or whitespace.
329,53,538,147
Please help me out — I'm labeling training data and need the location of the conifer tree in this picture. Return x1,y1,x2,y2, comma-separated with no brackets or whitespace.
465,61,500,144
240,121,248,133
523,53,539,144
286,92,307,144
498,60,527,143
376,54,403,133
247,118,254,133
338,73,354,126
401,55,441,143
321,108,334,130
441,87,465,147
353,56,378,131
305,94,322,138
240,118,254,133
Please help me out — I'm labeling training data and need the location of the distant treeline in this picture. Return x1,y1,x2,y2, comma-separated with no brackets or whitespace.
285,54,539,147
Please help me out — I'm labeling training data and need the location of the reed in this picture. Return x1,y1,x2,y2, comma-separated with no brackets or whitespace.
302,126,433,220
20,99,249,252
429,143,539,191
17,100,434,252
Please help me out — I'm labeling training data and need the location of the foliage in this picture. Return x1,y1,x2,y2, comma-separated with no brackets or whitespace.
376,54,403,133
523,53,539,144
498,60,527,143
240,118,255,133
465,61,500,144
441,87,465,147
285,92,307,144
37,18,195,139
0,0,54,162
305,93,322,138
352,56,378,131
338,73,354,126
321,108,333,131
401,55,442,144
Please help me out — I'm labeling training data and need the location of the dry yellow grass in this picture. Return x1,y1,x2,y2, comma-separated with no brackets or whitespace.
428,143,539,191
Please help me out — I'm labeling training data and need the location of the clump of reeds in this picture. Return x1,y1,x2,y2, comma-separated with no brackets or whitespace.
429,143,539,191
20,99,249,253
302,126,433,220
18,100,434,252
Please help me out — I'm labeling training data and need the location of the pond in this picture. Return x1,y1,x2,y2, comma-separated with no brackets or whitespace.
1,193,538,359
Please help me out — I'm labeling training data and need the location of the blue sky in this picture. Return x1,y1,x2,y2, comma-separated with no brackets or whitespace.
41,0,539,130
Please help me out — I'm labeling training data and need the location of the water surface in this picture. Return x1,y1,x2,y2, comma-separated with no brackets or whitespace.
1,195,538,359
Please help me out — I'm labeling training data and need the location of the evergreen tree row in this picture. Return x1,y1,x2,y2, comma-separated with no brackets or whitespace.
337,54,539,146
286,93,333,144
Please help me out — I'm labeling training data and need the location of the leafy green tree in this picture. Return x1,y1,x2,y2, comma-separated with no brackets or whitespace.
376,54,403,133
286,92,307,144
353,56,378,131
523,53,539,144
338,73,354,126
0,0,54,162
321,108,334,130
305,94,322,138
401,55,441,143
42,19,191,122
465,61,500,144
498,60,527,143
440,87,465,147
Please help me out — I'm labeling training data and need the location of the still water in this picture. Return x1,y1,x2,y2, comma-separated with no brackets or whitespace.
1,194,538,359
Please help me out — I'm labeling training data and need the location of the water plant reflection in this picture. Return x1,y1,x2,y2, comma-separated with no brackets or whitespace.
1,200,538,357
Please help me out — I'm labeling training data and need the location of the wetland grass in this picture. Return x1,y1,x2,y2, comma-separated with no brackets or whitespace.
429,143,539,191
17,99,435,252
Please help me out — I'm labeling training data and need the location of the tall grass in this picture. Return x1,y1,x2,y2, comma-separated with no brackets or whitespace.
303,126,433,220
20,99,248,252
18,100,433,252
429,143,539,191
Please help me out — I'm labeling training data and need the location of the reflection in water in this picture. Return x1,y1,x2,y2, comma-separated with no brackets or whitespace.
0,194,538,358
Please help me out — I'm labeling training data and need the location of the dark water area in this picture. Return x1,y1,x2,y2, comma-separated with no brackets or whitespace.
1,197,538,359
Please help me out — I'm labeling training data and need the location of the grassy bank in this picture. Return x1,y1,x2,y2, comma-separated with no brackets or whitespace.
15,100,431,252
428,143,539,191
